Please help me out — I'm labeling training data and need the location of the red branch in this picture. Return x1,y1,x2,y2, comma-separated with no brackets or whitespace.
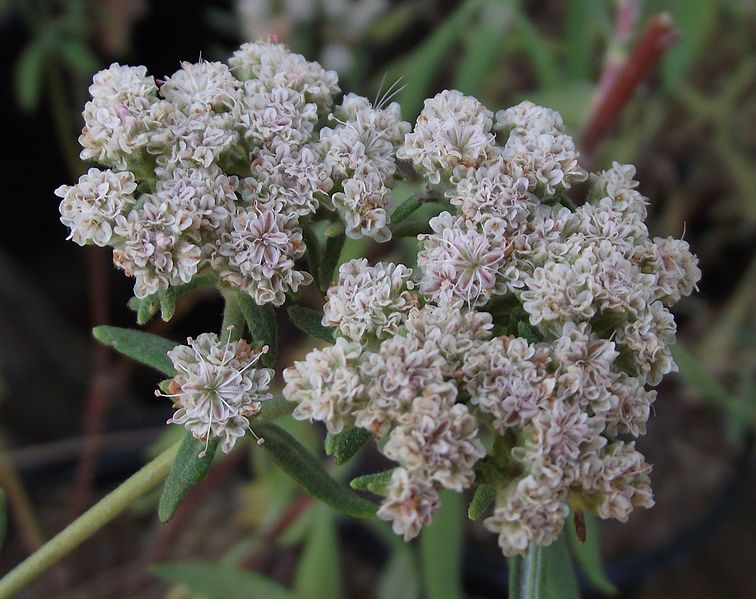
582,13,678,154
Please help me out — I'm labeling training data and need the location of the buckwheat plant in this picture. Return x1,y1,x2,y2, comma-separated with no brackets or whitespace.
0,40,700,598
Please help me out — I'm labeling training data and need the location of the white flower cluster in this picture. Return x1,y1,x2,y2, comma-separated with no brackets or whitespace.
57,41,409,303
161,332,274,454
284,93,701,555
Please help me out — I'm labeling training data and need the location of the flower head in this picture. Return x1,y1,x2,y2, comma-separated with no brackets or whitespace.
161,332,273,454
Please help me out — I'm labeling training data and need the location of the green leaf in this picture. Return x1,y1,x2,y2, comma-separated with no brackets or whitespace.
92,325,177,376
59,39,99,76
256,423,377,518
544,535,580,599
453,5,508,96
302,226,322,292
349,470,394,496
319,233,346,293
0,489,6,552
390,194,424,224
288,306,335,343
294,504,342,599
397,0,485,119
253,396,294,424
565,0,592,80
153,560,297,599
567,513,618,595
377,545,420,599
510,8,561,90
158,288,176,322
158,432,219,522
15,39,47,113
467,484,495,520
420,490,464,599
235,294,278,367
392,219,433,238
509,537,581,599
325,427,371,465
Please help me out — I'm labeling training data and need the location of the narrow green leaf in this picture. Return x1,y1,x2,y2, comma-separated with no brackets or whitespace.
256,423,377,518
349,470,394,496
567,513,618,595
325,427,371,465
0,489,6,552
512,9,561,90
377,545,420,599
420,490,464,599
15,39,46,112
158,432,219,522
59,39,99,76
390,194,424,224
158,288,176,322
253,396,294,423
288,306,335,344
544,535,580,599
294,504,342,599
565,0,592,80
236,294,278,367
397,0,485,118
453,6,508,96
392,219,433,238
467,484,495,520
302,225,322,292
92,325,177,376
319,233,346,293
153,560,297,599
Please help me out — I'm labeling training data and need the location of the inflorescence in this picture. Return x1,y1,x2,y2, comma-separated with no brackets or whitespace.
58,41,700,557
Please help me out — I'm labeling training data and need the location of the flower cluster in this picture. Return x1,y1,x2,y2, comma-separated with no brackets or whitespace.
57,41,409,303
284,93,700,555
160,332,274,454
60,43,700,556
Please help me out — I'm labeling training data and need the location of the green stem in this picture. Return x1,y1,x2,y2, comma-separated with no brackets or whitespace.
508,543,546,599
0,442,181,598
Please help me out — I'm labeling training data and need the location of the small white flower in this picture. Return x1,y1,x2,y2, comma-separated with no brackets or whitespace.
377,467,440,541
229,41,340,111
383,398,485,491
418,211,514,308
161,60,241,114
56,168,137,246
331,166,394,242
160,332,273,454
323,258,417,341
398,90,495,185
484,475,568,557
211,204,312,306
284,337,365,434
112,195,202,298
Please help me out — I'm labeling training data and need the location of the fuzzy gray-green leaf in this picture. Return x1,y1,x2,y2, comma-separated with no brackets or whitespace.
467,484,495,520
288,306,335,343
153,560,297,599
93,325,177,376
236,294,278,367
325,427,371,465
349,470,394,496
567,513,617,595
420,490,464,599
158,432,219,523
257,423,377,518
319,233,346,293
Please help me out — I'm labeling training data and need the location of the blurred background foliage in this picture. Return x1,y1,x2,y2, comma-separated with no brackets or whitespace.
0,0,754,597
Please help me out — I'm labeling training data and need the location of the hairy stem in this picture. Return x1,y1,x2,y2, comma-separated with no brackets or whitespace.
0,441,180,598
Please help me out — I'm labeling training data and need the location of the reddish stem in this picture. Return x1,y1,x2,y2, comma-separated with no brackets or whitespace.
582,13,678,154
